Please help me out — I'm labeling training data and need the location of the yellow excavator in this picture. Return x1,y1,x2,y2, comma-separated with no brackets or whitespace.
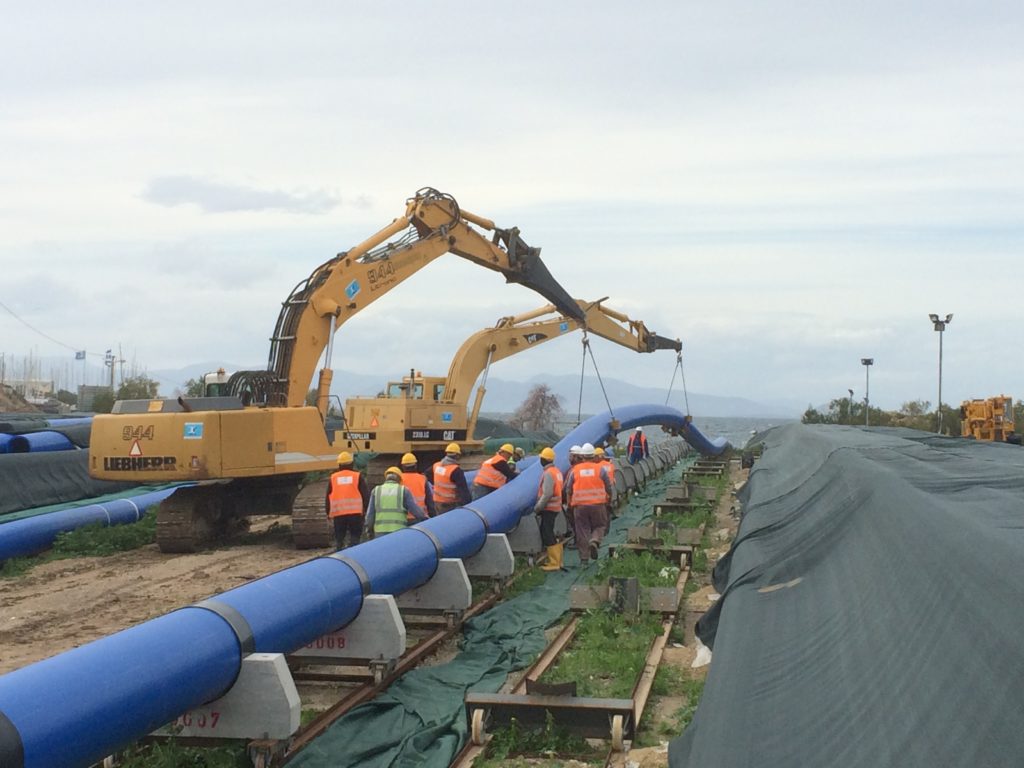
340,297,680,457
960,396,1020,444
88,187,586,552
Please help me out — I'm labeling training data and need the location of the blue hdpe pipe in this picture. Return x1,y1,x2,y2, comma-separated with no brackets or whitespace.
0,405,726,768
0,488,180,562
7,431,76,454
44,417,93,428
0,434,14,454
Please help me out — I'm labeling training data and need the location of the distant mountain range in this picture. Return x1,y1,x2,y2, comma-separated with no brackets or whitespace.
150,362,800,418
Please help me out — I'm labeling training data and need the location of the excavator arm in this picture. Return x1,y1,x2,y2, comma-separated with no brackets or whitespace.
443,298,681,432
236,188,585,409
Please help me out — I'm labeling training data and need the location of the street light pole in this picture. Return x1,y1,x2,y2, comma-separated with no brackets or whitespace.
929,313,953,433
848,389,854,425
861,358,873,427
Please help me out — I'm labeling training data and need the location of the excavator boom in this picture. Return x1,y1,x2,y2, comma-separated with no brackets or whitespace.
237,187,585,409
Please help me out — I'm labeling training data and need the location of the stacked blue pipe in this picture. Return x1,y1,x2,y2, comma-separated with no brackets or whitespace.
44,417,93,428
0,488,181,562
0,404,727,768
0,434,15,454
6,431,77,453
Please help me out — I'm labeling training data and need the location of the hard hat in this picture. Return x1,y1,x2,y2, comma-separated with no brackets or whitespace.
569,445,582,455
595,447,606,457
385,466,403,480
539,447,556,461
581,442,595,456
514,447,525,459
446,443,462,455
401,452,417,466
635,426,643,432
499,443,515,455
337,451,354,465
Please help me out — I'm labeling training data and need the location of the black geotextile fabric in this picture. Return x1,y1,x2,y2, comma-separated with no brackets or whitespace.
670,424,1024,768
0,450,137,516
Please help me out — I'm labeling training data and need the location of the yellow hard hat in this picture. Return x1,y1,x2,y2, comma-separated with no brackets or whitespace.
401,452,417,466
500,443,515,455
337,451,354,465
539,447,556,461
595,447,606,457
446,442,462,455
385,466,403,480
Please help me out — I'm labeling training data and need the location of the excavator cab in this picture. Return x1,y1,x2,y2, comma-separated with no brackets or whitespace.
384,373,446,401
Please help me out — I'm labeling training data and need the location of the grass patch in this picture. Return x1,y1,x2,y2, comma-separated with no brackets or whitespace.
503,566,548,599
592,551,680,588
661,678,705,735
116,740,247,767
542,609,665,698
691,547,709,575
478,711,604,765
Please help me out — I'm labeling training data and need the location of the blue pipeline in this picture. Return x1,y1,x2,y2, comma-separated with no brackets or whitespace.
0,488,181,562
44,417,93,428
0,434,14,454
0,404,726,768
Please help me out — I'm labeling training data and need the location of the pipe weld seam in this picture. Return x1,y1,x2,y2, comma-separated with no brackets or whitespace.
328,553,372,596
409,526,443,559
0,708,25,768
461,505,490,532
192,599,256,656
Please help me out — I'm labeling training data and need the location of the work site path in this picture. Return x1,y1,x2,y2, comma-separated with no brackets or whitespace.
0,518,322,674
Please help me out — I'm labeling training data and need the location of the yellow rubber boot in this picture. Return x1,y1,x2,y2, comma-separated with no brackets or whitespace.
541,542,563,571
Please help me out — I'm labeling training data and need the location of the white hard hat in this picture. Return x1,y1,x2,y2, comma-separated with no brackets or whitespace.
581,442,595,456
569,445,582,455
635,426,643,432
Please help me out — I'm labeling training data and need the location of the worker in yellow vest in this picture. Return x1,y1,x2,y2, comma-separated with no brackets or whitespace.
365,467,427,538
472,443,518,500
325,451,369,550
400,452,436,518
533,447,565,571
431,443,471,514
564,443,612,564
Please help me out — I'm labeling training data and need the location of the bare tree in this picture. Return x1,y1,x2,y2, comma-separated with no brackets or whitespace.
509,384,563,432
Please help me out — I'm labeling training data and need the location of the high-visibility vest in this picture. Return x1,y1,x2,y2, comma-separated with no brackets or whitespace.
474,454,507,489
627,433,648,455
537,465,564,512
402,472,428,520
372,483,407,535
570,462,607,507
328,469,363,518
432,462,459,505
602,460,616,484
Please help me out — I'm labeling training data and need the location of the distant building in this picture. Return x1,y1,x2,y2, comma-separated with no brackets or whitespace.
6,378,54,403
78,385,112,412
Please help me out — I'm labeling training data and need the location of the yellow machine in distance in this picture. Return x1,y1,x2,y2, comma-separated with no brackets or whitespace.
88,188,586,552
960,396,1020,444
340,298,681,458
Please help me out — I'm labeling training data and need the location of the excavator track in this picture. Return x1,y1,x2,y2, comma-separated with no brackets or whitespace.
156,477,304,553
155,485,226,554
291,479,333,549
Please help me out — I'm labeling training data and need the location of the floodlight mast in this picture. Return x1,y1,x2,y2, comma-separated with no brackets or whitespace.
861,358,874,427
930,313,953,432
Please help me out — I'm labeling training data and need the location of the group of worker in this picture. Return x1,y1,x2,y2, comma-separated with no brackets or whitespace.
326,434,628,570
326,441,524,548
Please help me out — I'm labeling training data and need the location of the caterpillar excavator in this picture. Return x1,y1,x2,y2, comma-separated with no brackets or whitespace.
340,297,679,458
284,298,681,545
88,188,586,552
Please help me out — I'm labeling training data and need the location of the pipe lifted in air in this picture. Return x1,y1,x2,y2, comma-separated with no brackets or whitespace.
0,404,727,768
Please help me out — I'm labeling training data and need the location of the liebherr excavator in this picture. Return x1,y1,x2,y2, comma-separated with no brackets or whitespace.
88,188,586,552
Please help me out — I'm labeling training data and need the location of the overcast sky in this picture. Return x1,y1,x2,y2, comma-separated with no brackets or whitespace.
2,1,1022,414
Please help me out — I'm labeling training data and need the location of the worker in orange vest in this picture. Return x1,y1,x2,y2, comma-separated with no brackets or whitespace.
471,442,518,500
400,452,435,518
627,427,649,464
431,443,472,514
595,446,617,507
564,443,612,564
533,447,565,571
325,451,369,550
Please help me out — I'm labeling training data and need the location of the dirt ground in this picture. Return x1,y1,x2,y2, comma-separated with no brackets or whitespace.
0,517,326,674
